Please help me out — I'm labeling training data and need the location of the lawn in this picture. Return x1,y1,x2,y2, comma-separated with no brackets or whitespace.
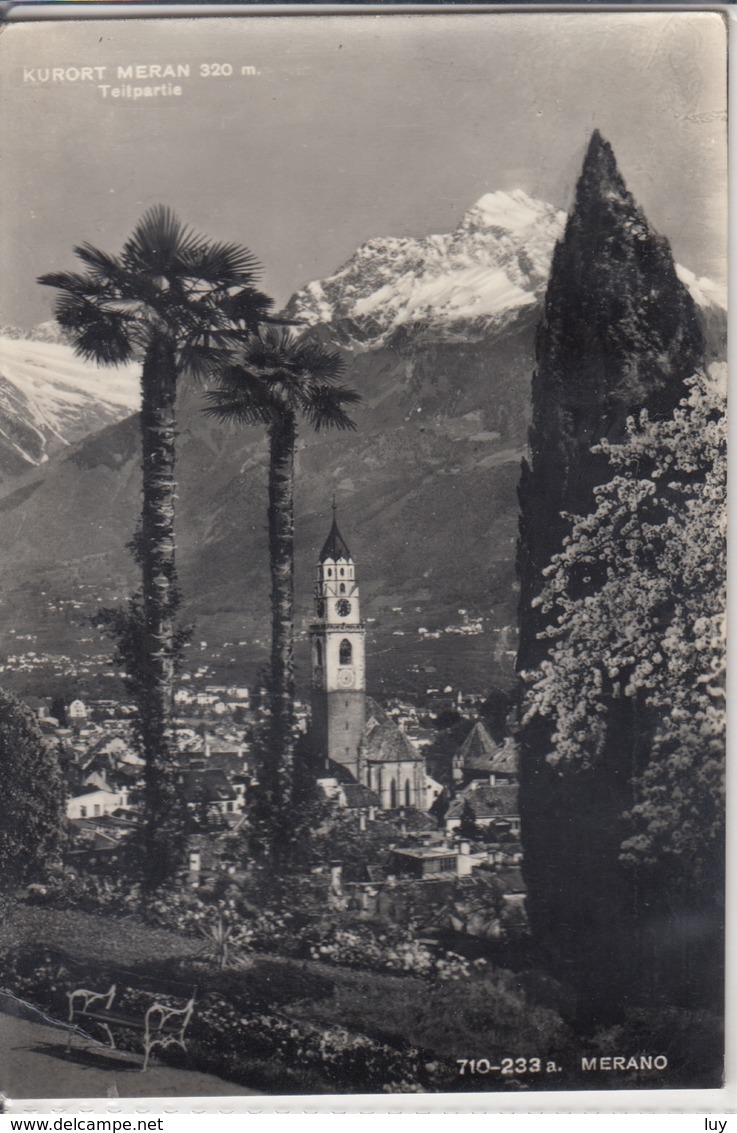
2,902,714,1094
2,904,202,966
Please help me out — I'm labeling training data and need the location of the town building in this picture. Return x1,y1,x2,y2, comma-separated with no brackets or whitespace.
452,722,518,786
68,699,88,721
390,843,476,879
177,768,244,818
445,779,521,839
66,785,129,820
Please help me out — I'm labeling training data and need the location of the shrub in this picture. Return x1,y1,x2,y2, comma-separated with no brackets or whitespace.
302,922,471,981
0,692,66,893
189,994,426,1092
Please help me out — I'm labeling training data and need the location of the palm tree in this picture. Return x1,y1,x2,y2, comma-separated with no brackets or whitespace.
39,206,272,885
204,328,361,806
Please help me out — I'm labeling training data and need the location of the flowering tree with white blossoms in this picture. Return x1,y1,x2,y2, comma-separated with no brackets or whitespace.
524,364,726,899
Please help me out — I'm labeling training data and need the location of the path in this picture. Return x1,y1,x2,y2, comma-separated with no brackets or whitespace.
0,1002,260,1102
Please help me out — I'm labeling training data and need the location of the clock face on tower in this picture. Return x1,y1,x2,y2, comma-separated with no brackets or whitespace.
336,599,352,617
338,668,355,687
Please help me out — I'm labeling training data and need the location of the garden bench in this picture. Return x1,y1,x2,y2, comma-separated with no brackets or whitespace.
67,981,196,1072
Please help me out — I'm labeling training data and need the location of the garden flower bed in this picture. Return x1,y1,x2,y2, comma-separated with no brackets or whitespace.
17,876,480,982
0,938,430,1093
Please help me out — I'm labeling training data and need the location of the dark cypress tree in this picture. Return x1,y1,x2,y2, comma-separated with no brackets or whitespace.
518,130,704,670
50,694,68,727
516,131,704,1018
458,798,480,841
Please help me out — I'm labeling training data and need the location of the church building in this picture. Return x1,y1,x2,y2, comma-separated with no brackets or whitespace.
309,510,366,783
309,509,430,811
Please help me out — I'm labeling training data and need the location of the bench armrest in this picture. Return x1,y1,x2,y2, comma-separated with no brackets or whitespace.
144,996,195,1038
142,996,196,1071
68,984,116,1023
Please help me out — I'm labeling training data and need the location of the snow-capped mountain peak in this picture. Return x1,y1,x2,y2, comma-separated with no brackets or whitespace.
288,190,567,345
288,189,724,350
0,331,140,477
463,189,553,233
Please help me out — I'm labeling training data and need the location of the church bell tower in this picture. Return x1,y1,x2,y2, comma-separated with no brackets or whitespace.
309,506,366,779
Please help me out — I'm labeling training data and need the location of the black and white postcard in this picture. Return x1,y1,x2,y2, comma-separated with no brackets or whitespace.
0,8,727,1103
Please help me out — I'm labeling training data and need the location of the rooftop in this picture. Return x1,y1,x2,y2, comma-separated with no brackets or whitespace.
457,723,518,776
446,781,520,820
319,514,352,563
391,846,459,861
341,783,381,809
361,720,424,764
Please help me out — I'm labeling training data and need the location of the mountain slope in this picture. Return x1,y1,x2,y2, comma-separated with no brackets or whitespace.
0,332,139,480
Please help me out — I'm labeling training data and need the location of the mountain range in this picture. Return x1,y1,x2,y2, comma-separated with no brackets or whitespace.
0,189,726,697
0,327,139,480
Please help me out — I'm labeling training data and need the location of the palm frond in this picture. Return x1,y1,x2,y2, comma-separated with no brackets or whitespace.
55,293,134,364
121,204,203,278
298,384,361,433
176,240,264,287
257,327,296,352
177,341,234,383
39,267,144,320
194,327,251,353
288,338,346,384
332,385,362,407
237,333,288,378
73,243,127,283
236,328,345,387
204,325,358,434
217,287,275,332
40,207,279,373
203,384,275,427
99,297,150,317
38,270,102,298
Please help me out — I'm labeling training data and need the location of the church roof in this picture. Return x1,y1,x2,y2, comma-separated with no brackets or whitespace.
319,516,352,563
457,723,518,777
361,720,424,764
364,697,392,727
341,783,381,809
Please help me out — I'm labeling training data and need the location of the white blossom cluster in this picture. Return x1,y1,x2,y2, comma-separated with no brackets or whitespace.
524,365,726,878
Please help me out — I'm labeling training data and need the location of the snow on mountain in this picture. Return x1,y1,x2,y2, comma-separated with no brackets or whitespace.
0,191,722,483
675,265,727,312
0,320,71,345
351,264,535,329
0,333,140,473
289,190,568,345
289,188,725,347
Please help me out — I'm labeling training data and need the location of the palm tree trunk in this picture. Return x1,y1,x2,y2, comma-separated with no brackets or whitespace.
138,333,182,887
266,411,297,805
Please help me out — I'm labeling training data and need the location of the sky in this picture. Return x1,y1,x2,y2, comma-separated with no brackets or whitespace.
0,10,727,328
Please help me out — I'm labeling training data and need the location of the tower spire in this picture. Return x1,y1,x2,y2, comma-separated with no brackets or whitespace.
320,503,351,563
